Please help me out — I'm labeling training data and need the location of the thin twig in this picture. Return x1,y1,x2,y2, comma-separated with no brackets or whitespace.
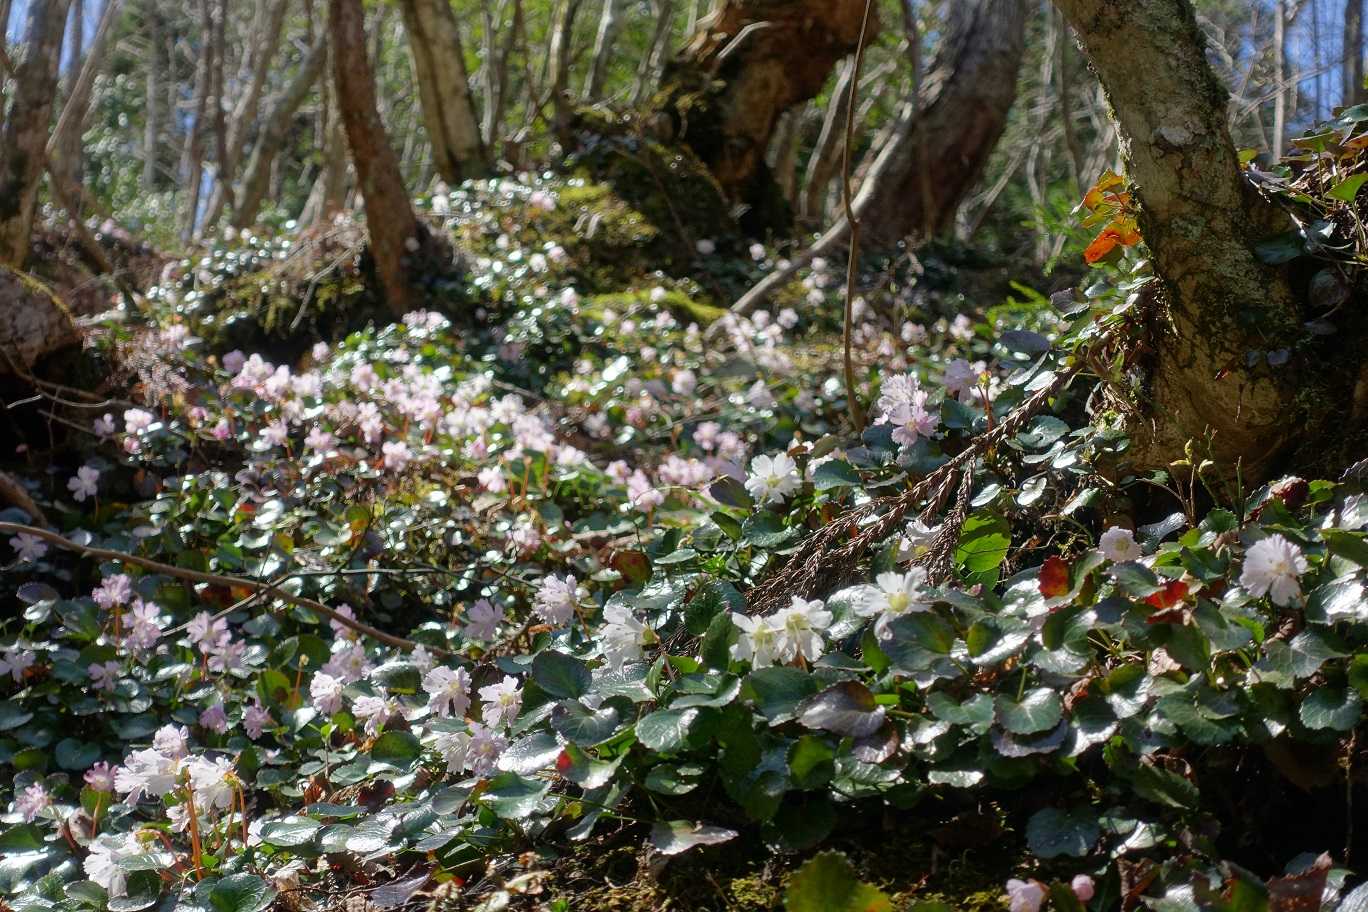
840,0,876,430
0,521,451,657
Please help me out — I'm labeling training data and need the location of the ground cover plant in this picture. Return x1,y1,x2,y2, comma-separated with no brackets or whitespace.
6,0,1368,909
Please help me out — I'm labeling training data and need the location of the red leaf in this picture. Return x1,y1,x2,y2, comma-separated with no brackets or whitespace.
1145,580,1189,610
555,749,574,774
1038,555,1071,598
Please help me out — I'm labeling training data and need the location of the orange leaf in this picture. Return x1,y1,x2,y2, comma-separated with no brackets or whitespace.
1038,555,1071,598
1084,228,1122,264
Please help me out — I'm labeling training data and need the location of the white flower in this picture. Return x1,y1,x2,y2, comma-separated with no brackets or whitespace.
730,613,785,667
310,672,346,715
463,599,503,641
774,597,832,663
744,452,800,505
600,604,654,668
244,702,274,740
435,722,507,776
85,832,143,897
422,665,472,718
1240,533,1308,606
89,660,121,691
896,520,941,562
942,358,980,401
1071,876,1095,903
123,408,154,434
15,782,50,821
186,755,235,810
353,694,401,737
479,676,523,729
1099,526,1143,563
1005,879,1046,912
67,465,100,501
152,724,189,760
93,413,116,436
696,238,716,255
114,748,180,803
860,569,932,637
0,646,36,682
534,574,579,625
627,470,665,512
9,533,46,562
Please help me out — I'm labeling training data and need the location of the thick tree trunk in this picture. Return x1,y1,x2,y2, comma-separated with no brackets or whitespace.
329,0,421,316
858,0,1026,246
1055,0,1314,481
732,0,1022,311
0,0,75,267
231,36,328,229
655,0,874,233
395,0,490,185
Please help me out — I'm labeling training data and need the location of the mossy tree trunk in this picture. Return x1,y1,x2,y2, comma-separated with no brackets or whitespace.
329,0,421,317
1055,0,1354,482
655,0,874,235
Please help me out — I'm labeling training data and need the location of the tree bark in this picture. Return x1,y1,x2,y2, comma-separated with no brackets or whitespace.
731,0,1022,312
799,58,855,224
231,36,328,229
179,0,214,242
50,0,124,202
1054,0,1311,480
583,0,620,101
142,0,163,191
630,0,674,105
857,0,1026,246
199,0,290,231
1273,0,1288,159
395,0,490,185
1345,0,1364,107
328,0,421,316
655,0,874,233
0,0,75,267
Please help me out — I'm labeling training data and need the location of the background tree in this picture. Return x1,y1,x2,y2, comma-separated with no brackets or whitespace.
328,0,422,315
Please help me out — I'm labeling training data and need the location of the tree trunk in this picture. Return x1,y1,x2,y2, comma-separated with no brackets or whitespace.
395,0,490,185
231,36,328,229
179,0,214,242
547,0,584,125
1273,0,1288,159
199,0,290,231
857,0,1026,246
142,0,163,191
731,0,1023,312
0,0,75,267
655,0,874,233
50,0,124,203
329,0,421,316
1054,0,1318,481
1345,0,1364,107
630,0,674,105
582,0,620,101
